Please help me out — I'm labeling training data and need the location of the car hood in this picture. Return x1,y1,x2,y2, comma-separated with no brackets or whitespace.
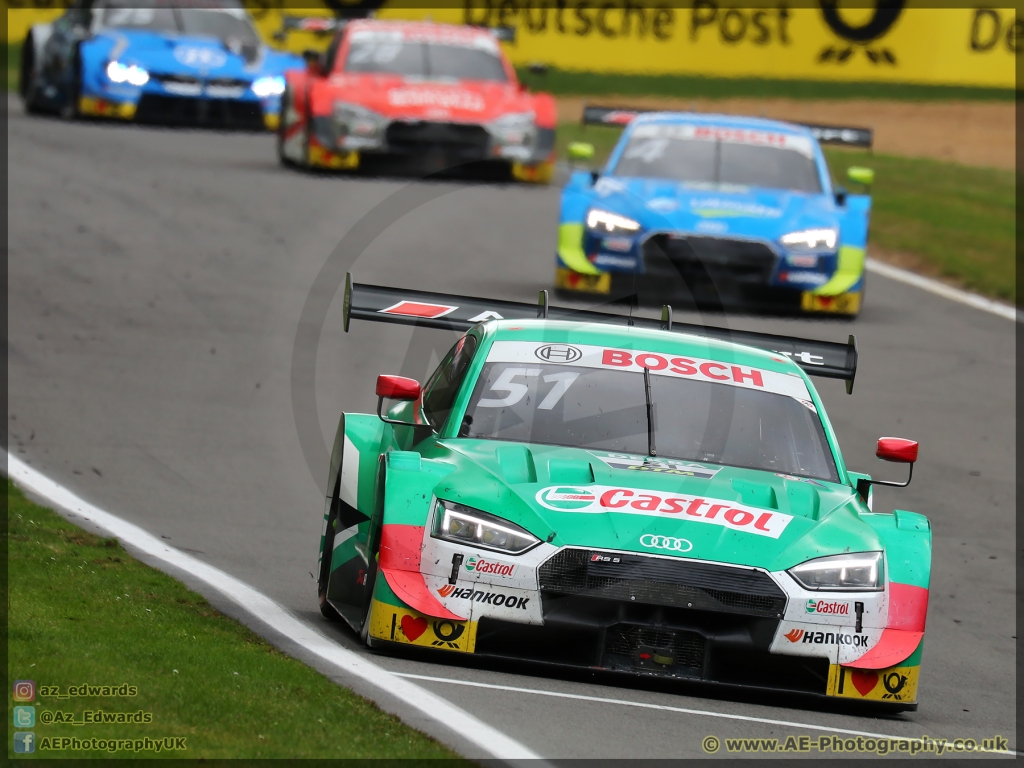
89,29,300,76
588,176,839,241
321,73,536,123
429,440,880,573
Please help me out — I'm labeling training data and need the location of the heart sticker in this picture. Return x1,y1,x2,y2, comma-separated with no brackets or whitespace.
400,614,428,642
850,669,878,696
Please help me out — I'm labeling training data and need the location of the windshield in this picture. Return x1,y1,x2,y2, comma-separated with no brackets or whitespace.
97,2,258,48
343,32,507,81
613,123,822,193
461,341,839,482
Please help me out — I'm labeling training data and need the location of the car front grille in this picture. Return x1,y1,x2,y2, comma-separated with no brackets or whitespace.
643,234,778,284
539,549,786,617
604,624,706,673
384,121,490,158
134,95,264,129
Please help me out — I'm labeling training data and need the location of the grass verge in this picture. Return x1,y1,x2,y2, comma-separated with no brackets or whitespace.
6,479,463,760
518,66,1016,102
555,123,1015,303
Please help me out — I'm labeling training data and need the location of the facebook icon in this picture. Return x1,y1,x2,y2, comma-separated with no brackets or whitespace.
14,732,35,753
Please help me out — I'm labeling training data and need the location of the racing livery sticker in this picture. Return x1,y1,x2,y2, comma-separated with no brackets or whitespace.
591,452,722,479
378,300,458,319
367,599,477,652
464,555,516,577
535,485,793,538
829,664,920,703
485,341,811,402
631,122,815,158
772,621,883,664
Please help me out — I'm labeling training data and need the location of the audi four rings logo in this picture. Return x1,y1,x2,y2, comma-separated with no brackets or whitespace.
535,344,582,363
639,534,693,552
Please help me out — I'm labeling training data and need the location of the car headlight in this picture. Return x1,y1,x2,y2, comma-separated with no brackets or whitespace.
788,552,884,592
779,228,838,252
251,75,285,98
490,112,536,145
106,61,149,87
587,208,641,235
332,102,386,148
431,500,540,555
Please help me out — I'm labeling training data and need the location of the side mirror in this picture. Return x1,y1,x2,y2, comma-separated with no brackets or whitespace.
375,375,422,426
847,166,875,190
834,185,847,207
876,437,918,463
527,62,549,76
856,437,918,503
302,49,322,75
568,142,595,162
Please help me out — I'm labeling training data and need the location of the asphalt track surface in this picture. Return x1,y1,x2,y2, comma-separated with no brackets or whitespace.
7,96,1017,758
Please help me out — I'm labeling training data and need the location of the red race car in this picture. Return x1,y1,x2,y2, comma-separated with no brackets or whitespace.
277,18,556,182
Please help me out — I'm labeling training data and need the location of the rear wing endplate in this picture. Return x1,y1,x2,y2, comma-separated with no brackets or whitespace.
582,104,873,149
343,274,858,393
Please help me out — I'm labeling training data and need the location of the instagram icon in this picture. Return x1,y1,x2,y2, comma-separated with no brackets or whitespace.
13,681,35,702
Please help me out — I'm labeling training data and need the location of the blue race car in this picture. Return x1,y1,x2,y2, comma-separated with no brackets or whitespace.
557,107,875,317
20,0,303,130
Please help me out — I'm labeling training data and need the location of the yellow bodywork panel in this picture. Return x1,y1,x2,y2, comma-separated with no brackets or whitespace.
367,598,477,653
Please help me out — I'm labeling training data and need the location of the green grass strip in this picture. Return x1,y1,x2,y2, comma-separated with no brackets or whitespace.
6,480,463,759
518,66,1017,102
555,124,1015,302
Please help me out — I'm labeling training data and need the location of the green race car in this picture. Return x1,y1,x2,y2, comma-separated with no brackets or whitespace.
318,277,930,709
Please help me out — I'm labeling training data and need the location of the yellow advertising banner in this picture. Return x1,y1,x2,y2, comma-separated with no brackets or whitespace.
6,2,1017,88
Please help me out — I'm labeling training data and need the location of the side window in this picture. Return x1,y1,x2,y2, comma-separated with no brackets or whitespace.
422,334,478,431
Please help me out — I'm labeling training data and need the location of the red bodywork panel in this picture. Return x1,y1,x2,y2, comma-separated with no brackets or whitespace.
379,523,464,621
848,582,928,669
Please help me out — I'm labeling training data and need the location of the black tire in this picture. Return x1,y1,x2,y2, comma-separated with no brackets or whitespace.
59,44,83,120
20,35,43,114
276,87,294,166
316,477,343,621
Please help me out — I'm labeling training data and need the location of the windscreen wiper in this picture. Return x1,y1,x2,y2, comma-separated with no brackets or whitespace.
643,366,656,458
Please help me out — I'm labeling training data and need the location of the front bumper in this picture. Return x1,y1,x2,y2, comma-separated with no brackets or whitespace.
556,229,862,315
308,117,555,181
79,77,281,130
367,543,919,709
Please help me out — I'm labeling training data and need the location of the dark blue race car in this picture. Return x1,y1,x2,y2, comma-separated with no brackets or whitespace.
20,0,303,130
557,106,876,317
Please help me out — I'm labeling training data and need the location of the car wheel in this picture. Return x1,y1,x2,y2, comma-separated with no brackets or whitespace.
316,478,343,621
277,87,294,167
20,34,44,114
59,45,83,120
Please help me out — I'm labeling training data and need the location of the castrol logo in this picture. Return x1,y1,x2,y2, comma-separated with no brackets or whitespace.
465,556,515,578
805,599,850,615
535,485,792,539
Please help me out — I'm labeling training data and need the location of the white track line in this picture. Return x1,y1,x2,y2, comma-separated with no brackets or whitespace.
396,673,1019,757
4,453,542,762
866,258,1018,322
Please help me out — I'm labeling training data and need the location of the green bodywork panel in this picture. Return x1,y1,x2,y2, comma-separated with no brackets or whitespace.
325,320,930,579
861,510,932,589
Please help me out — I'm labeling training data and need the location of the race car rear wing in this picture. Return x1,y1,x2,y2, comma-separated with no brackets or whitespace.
343,275,859,392
581,104,873,149
273,15,343,41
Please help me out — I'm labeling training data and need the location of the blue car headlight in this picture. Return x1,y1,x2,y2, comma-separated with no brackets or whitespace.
106,61,149,87
779,228,838,253
251,76,286,98
586,208,641,235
